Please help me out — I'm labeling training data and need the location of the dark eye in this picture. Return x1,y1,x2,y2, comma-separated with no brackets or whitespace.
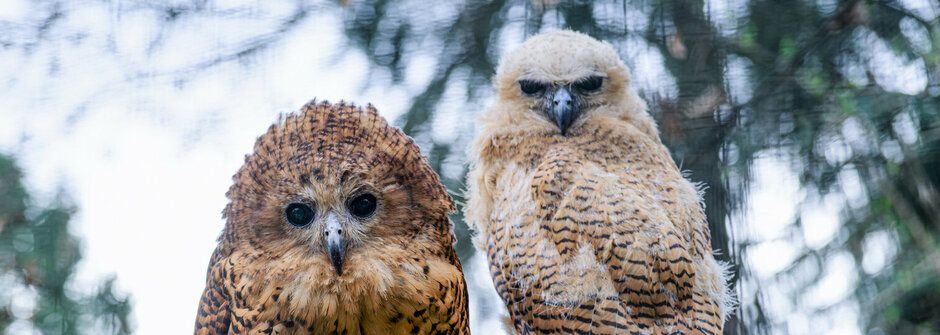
285,203,315,227
347,193,377,219
574,76,603,92
519,80,547,95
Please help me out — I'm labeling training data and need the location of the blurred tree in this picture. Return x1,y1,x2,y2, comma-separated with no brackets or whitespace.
1,0,937,333
336,0,940,333
0,155,132,334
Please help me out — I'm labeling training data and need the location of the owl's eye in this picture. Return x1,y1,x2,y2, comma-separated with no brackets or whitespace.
285,203,315,227
574,76,603,92
347,193,377,219
519,80,547,95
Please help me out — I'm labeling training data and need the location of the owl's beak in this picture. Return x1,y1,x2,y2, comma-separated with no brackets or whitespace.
324,213,346,276
548,86,580,136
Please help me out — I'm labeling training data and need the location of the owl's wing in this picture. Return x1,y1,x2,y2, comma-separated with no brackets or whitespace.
421,240,472,335
480,154,642,333
519,147,709,334
448,250,472,334
438,249,472,335
194,245,231,335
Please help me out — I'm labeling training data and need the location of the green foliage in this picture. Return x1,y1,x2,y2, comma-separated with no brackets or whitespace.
336,0,940,333
0,155,132,334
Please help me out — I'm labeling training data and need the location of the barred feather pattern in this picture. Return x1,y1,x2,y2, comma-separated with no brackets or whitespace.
468,120,728,335
195,101,470,335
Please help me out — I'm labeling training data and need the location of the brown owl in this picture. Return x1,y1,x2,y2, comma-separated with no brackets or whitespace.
194,101,470,334
465,31,732,334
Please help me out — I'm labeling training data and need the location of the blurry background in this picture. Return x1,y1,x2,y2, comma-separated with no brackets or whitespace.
1,0,938,334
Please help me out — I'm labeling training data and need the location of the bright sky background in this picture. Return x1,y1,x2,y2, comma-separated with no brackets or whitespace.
2,0,934,334
0,2,502,333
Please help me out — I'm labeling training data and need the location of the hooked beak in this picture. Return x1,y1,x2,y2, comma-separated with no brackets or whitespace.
324,213,345,276
547,86,580,136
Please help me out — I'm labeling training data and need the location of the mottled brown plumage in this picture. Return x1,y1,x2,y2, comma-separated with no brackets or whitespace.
195,101,470,334
466,31,731,334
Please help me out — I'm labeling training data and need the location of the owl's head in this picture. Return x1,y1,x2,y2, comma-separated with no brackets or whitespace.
222,101,454,277
490,30,653,137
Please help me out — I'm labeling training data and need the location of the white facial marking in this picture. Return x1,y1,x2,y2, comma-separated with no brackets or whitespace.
325,212,343,245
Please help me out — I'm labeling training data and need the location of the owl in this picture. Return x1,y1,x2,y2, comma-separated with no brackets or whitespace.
194,101,470,334
465,31,732,334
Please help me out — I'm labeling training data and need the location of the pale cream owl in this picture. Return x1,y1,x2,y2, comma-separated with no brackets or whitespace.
466,30,732,334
